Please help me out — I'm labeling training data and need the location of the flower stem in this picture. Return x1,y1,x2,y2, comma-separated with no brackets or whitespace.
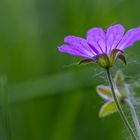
0,76,11,140
106,68,137,140
125,99,140,139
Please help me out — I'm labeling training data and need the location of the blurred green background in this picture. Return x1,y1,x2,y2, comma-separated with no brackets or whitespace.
0,0,140,140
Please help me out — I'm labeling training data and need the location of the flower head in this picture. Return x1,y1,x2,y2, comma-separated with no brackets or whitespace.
58,24,140,68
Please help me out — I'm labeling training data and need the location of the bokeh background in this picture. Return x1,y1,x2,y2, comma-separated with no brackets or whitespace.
0,0,140,140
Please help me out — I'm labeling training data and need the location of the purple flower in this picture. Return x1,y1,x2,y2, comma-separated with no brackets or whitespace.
58,24,140,68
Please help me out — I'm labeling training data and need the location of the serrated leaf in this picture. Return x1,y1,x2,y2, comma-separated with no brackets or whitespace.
97,54,110,68
96,85,113,101
99,101,118,118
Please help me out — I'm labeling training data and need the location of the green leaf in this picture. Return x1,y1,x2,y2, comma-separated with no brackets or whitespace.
97,54,110,68
99,101,118,118
96,85,113,100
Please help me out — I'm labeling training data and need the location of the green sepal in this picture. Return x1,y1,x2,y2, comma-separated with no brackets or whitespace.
99,101,118,118
79,55,100,64
79,58,94,64
117,53,127,65
110,49,124,66
96,85,113,101
97,54,110,68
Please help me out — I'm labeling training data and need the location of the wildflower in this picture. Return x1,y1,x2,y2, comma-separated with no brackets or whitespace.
96,71,129,118
58,24,140,68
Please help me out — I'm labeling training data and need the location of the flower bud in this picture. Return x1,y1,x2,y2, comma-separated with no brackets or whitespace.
97,54,110,68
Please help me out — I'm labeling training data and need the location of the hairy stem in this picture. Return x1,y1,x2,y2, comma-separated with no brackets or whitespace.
106,68,137,140
125,98,140,139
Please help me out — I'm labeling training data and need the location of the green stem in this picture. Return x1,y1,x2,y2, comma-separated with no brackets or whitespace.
106,68,137,140
125,99,140,139
0,76,11,140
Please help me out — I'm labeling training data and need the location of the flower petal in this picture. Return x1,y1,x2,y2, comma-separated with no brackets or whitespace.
117,26,140,50
64,36,97,55
64,36,96,55
106,24,125,54
87,27,106,54
58,44,92,58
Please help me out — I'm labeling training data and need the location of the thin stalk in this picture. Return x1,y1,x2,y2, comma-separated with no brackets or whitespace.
0,76,11,140
106,68,137,140
125,98,140,139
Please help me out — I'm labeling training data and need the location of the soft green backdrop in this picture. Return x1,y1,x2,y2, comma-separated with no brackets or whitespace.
0,0,140,140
